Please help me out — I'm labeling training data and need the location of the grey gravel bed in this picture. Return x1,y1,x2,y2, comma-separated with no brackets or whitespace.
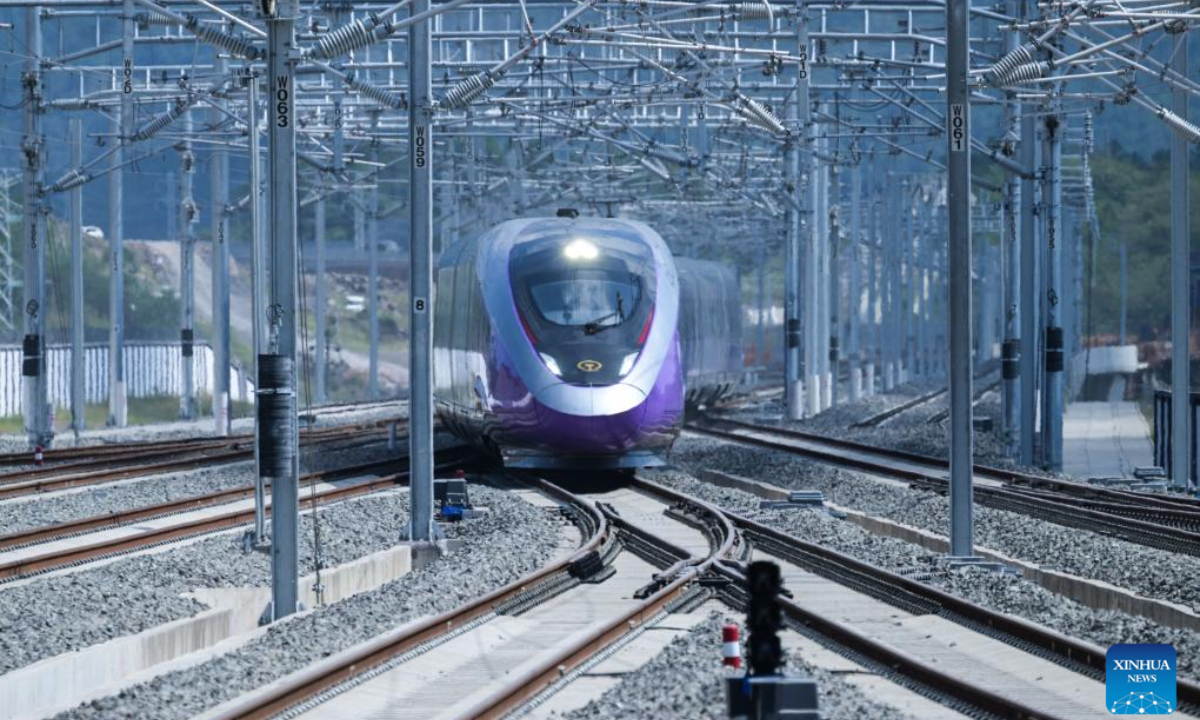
0,440,402,536
725,378,1011,465
556,613,918,720
668,435,1200,612
48,485,561,720
646,468,1200,681
0,400,406,453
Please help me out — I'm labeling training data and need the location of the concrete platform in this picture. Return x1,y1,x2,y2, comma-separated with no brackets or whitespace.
1064,401,1153,479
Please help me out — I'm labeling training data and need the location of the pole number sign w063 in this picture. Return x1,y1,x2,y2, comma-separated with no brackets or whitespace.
949,103,966,152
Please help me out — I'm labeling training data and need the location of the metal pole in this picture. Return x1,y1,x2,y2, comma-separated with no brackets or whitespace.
179,115,196,420
867,182,880,394
882,174,896,391
1118,242,1127,346
408,0,435,542
211,53,231,436
1017,0,1039,466
902,182,912,379
946,0,974,557
1170,33,1190,490
828,162,840,407
247,72,266,543
21,6,49,448
266,0,301,620
107,0,133,428
848,164,862,400
784,0,808,420
1041,110,1064,472
1002,124,1021,457
69,119,85,434
368,129,380,400
314,197,327,403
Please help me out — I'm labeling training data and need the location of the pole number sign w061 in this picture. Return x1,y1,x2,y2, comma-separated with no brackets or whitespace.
949,104,966,152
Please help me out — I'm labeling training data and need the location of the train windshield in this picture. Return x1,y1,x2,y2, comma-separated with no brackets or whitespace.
509,227,657,383
528,274,642,332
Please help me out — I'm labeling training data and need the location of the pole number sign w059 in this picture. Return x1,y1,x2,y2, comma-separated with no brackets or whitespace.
414,126,428,169
949,104,966,152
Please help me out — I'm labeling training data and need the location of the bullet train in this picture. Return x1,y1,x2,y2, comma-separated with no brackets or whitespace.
433,215,742,469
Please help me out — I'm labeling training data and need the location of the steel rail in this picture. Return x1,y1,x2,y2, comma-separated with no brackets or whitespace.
454,477,738,720
205,472,611,720
0,446,471,583
690,416,1200,555
0,421,404,499
635,475,1193,718
0,451,418,551
702,413,1200,510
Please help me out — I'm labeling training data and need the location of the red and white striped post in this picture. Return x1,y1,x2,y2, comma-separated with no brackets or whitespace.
33,445,44,467
722,623,742,669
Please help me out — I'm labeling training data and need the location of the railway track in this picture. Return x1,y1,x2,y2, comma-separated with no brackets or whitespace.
849,372,999,429
196,472,1184,720
0,399,406,469
0,445,470,583
688,416,1200,556
0,419,406,500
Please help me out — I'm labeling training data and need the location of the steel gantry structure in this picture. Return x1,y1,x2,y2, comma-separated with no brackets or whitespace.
2,0,1197,611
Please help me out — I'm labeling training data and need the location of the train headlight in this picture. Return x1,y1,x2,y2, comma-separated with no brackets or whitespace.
539,353,563,377
619,352,638,377
563,238,598,261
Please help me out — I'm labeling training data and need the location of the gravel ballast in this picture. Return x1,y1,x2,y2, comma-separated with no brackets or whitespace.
557,613,919,720
669,434,1200,612
646,468,1200,681
0,440,402,536
725,378,1010,464
43,485,561,720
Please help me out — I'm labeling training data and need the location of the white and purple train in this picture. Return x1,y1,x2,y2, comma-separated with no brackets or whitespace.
433,216,742,469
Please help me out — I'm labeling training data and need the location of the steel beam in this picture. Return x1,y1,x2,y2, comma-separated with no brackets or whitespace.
70,119,84,434
314,197,327,404
408,0,436,543
211,54,231,437
107,0,133,429
21,5,49,448
848,164,862,400
946,0,973,557
1170,33,1191,490
266,0,301,620
179,115,197,421
1041,110,1064,472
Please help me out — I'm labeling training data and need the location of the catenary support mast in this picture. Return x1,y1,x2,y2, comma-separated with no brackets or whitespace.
946,0,974,557
408,0,435,542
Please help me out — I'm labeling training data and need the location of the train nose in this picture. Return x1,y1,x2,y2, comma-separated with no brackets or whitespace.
533,383,649,453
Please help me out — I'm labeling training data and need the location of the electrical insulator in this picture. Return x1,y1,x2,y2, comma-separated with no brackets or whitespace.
983,43,1034,87
186,16,261,59
992,61,1051,87
1158,108,1200,144
135,13,180,29
310,14,395,60
734,2,775,21
736,95,786,135
345,73,406,109
48,168,89,193
131,96,197,141
50,98,96,110
1083,113,1094,154
440,71,498,110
